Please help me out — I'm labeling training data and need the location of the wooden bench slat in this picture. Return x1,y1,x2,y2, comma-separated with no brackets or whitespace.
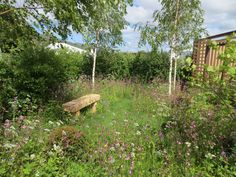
63,94,100,113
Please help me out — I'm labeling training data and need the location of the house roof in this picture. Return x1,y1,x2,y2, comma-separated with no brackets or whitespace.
48,42,86,53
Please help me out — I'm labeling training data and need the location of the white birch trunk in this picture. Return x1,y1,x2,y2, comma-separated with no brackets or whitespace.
169,49,174,96
172,0,180,94
92,47,97,92
173,57,177,91
91,30,100,92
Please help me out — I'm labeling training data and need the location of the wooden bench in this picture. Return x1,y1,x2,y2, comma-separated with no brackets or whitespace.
63,94,101,116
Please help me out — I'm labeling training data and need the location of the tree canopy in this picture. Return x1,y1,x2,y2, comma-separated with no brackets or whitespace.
140,0,206,53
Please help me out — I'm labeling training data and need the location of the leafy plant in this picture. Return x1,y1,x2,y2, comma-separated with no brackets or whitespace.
48,126,87,159
14,45,67,102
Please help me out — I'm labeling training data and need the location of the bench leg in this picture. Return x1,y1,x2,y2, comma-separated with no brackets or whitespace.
91,102,97,113
76,111,80,116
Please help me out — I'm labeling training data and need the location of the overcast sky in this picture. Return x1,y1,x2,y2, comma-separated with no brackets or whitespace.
69,0,236,52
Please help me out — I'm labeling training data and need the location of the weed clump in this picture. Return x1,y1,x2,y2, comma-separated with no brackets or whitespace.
48,126,87,159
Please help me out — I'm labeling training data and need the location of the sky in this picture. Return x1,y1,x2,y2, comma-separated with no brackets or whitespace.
15,0,236,52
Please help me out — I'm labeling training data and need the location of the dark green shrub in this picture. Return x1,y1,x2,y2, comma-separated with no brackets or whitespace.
130,51,169,82
56,49,84,80
42,101,72,122
0,53,16,121
109,52,134,79
14,45,67,102
82,49,113,77
48,126,87,158
82,49,169,81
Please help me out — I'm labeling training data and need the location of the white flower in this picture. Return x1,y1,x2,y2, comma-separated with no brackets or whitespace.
115,143,120,148
131,152,135,158
28,126,34,130
205,153,216,159
44,129,50,132
62,130,67,136
124,119,128,123
30,154,36,160
136,131,141,136
56,122,61,126
134,123,139,127
53,144,62,153
48,121,54,125
110,147,115,151
185,142,191,148
115,131,121,135
35,171,40,177
3,143,17,149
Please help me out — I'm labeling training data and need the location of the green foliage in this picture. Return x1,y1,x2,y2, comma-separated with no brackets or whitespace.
0,53,16,120
83,49,135,79
56,49,85,80
160,35,236,168
0,45,86,120
42,101,72,122
82,0,133,49
140,0,205,52
131,51,169,81
0,4,40,52
14,45,67,102
48,126,87,159
82,49,169,81
163,92,235,162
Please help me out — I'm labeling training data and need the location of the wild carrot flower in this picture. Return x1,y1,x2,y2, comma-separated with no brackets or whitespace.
136,131,141,136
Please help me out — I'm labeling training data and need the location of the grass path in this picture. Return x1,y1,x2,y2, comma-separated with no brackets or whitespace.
74,80,170,147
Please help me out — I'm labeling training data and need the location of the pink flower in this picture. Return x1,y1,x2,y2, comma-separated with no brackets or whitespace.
108,156,115,164
190,121,196,129
221,150,227,159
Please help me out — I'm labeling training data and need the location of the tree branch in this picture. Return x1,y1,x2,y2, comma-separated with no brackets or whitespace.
0,9,14,16
0,6,44,16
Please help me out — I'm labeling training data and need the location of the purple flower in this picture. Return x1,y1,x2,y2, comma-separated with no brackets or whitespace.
221,150,227,159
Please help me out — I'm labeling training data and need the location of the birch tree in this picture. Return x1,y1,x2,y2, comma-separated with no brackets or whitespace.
82,0,132,91
140,0,205,95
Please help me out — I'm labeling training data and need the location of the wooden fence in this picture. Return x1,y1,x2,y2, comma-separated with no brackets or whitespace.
192,30,236,77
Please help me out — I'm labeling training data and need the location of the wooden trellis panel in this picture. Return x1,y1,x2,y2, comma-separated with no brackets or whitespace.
192,30,236,77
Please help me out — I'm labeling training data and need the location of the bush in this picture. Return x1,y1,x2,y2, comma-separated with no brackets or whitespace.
109,52,134,79
42,101,72,122
130,51,169,82
48,126,87,159
82,49,169,82
0,53,16,121
162,92,236,163
14,45,67,102
160,36,236,165
56,49,84,80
